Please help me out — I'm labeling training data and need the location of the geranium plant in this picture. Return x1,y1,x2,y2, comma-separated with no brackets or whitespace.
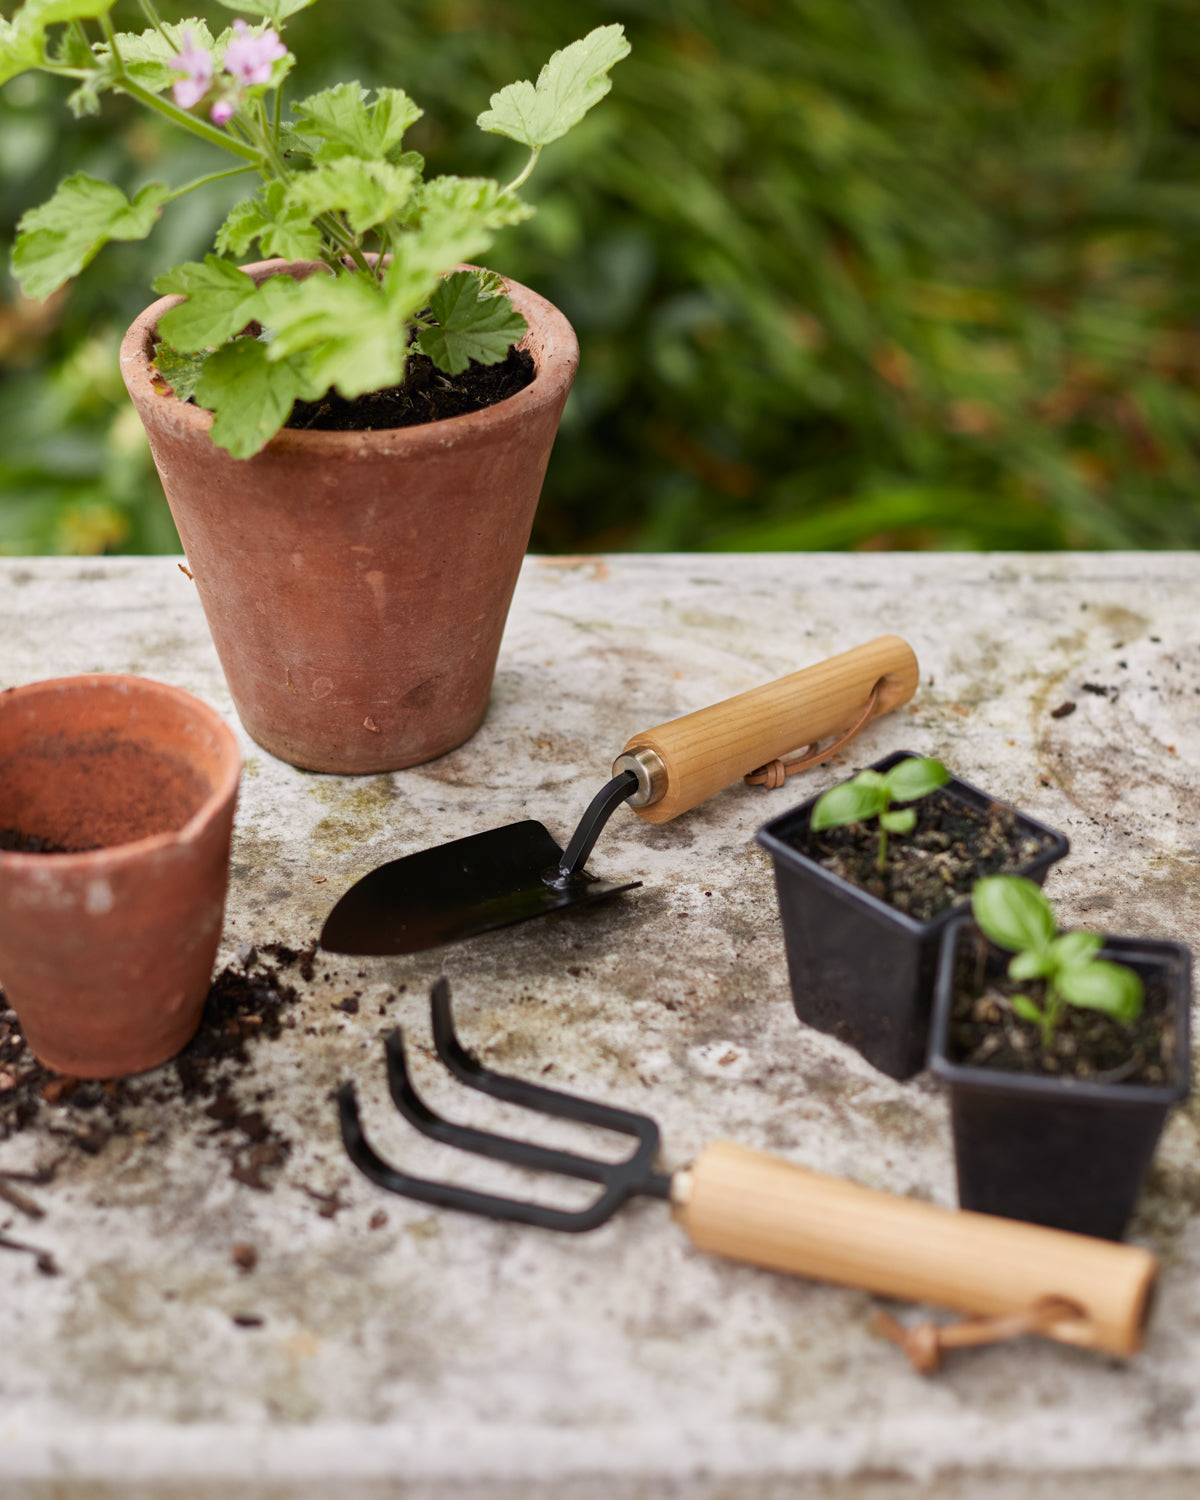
4,0,629,457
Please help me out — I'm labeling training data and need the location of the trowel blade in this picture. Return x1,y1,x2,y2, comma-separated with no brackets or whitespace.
319,819,640,957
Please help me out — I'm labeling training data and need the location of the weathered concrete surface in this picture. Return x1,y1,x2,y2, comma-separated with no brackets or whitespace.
0,552,1198,1498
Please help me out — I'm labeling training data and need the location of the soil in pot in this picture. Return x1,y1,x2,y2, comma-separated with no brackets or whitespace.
286,346,535,432
0,829,88,854
800,786,1058,920
946,927,1177,1086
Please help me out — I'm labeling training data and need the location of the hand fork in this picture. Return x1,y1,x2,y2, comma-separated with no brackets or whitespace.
339,981,1157,1371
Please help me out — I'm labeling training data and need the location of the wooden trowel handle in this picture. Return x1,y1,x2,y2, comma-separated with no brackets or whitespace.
616,635,919,825
673,1141,1156,1360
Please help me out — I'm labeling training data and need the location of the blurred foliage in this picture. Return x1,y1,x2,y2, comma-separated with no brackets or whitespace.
3,0,1200,553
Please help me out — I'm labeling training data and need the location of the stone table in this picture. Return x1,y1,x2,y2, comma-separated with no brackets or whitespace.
1,552,1199,1500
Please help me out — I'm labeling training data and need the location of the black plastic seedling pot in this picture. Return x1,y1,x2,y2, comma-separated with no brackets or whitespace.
928,917,1192,1241
755,751,1069,1080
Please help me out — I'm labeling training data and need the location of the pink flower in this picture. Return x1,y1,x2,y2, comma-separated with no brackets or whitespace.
222,20,286,88
170,29,214,111
210,98,236,126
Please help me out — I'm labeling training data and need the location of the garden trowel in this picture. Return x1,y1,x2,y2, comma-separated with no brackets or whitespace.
319,635,919,956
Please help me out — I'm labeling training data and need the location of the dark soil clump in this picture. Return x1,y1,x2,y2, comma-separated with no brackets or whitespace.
946,927,1176,1086
804,787,1055,922
0,828,88,854
287,345,535,432
0,943,314,1187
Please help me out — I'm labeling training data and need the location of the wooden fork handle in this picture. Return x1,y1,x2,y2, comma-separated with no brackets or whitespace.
672,1140,1156,1360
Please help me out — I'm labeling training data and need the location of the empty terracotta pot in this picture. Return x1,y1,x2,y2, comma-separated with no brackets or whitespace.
0,675,241,1078
120,261,579,774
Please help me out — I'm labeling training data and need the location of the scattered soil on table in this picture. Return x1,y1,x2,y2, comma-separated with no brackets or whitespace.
0,828,92,854
803,787,1055,922
946,926,1177,1085
286,345,535,432
0,944,312,1189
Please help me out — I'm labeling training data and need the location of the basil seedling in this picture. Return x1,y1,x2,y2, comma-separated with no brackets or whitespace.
809,757,949,872
970,875,1144,1050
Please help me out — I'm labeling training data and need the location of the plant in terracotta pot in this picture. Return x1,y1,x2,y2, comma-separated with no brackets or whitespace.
755,751,1069,1080
0,674,241,1079
928,875,1191,1241
7,1,628,772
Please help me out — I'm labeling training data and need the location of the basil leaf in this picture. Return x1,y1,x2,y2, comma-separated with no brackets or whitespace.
971,875,1057,955
1057,961,1145,1023
882,756,950,804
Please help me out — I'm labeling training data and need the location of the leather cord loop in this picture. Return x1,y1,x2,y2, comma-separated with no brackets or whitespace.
744,679,883,790
873,1296,1088,1375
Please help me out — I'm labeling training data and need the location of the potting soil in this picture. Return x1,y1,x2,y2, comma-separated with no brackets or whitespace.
287,345,535,432
946,931,1176,1085
804,788,1054,922
0,946,310,1178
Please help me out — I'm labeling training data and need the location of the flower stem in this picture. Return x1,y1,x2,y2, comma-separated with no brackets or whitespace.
162,164,258,203
137,0,175,49
117,77,262,163
503,146,541,195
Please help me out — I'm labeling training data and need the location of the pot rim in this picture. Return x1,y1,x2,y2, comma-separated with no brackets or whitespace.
927,911,1193,1105
118,259,580,461
0,672,241,866
754,749,1071,938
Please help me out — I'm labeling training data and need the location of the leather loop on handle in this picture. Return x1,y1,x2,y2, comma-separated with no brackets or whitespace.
673,1141,1156,1361
618,635,920,825
744,680,881,789
873,1298,1086,1375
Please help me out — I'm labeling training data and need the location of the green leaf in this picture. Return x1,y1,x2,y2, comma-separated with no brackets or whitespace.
151,342,209,403
16,0,116,25
192,335,312,459
214,181,323,262
1009,949,1055,982
882,756,950,805
214,0,314,21
251,271,413,400
153,256,261,352
12,174,170,301
878,807,916,834
476,24,630,148
1051,930,1104,970
1,0,119,85
417,270,528,374
1011,994,1045,1027
810,775,889,831
400,189,489,280
285,159,418,235
403,176,534,276
1057,961,1144,1023
971,875,1058,955
292,83,423,164
0,16,47,87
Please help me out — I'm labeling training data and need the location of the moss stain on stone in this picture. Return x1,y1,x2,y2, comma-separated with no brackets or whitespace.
306,774,408,857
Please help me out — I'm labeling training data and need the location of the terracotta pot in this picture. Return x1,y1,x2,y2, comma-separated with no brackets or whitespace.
0,675,241,1078
119,260,579,774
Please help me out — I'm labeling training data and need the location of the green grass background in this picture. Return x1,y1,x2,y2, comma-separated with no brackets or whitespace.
3,0,1200,555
